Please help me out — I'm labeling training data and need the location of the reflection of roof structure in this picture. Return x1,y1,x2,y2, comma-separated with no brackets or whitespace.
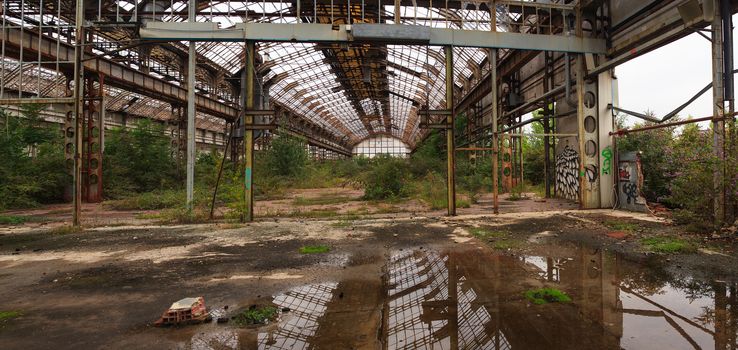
258,282,337,350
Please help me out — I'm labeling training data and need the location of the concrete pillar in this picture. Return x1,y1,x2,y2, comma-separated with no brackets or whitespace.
712,1,727,226
445,46,456,216
243,41,255,222
598,70,617,208
186,0,196,210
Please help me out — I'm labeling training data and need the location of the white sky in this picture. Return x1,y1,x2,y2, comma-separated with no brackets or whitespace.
616,15,737,124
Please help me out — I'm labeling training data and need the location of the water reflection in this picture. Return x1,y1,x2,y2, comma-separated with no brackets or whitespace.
255,247,738,349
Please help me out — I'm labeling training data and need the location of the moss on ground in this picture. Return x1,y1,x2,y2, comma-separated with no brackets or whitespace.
640,236,694,253
604,220,639,232
525,288,572,305
232,306,277,326
299,245,330,254
293,195,355,206
468,227,507,239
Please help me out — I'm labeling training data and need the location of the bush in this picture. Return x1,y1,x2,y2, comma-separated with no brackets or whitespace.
104,119,177,198
362,155,407,200
263,133,308,178
0,105,70,210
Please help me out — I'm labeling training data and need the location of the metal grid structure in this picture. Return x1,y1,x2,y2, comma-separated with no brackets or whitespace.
352,134,409,157
257,282,338,349
3,0,735,225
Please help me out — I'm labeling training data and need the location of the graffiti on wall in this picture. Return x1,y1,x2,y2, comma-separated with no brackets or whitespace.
556,145,579,201
617,152,647,212
601,146,612,175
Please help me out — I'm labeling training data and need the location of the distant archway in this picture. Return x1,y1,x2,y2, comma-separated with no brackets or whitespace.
352,135,410,158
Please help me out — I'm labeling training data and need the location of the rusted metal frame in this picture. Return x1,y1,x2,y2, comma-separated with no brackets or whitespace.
490,47,499,214
186,0,196,211
2,27,239,120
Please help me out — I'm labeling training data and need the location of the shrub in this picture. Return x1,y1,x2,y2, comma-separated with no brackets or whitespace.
104,119,177,198
263,133,308,178
0,105,69,210
362,155,407,200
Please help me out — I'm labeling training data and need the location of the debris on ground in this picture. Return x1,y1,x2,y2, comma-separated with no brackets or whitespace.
154,297,210,326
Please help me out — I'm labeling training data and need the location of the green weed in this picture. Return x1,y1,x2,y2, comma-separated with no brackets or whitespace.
0,215,27,225
46,225,83,235
640,237,694,253
525,288,572,305
293,195,354,206
299,245,330,254
605,220,638,232
232,306,278,326
468,227,506,239
0,310,21,328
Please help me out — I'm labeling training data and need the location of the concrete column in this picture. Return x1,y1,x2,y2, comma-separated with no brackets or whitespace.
598,70,617,208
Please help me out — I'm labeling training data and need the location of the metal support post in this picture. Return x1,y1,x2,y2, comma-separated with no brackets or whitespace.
490,48,499,214
186,0,196,210
576,55,586,209
71,0,84,226
243,41,255,222
722,0,737,223
712,3,726,226
445,46,456,216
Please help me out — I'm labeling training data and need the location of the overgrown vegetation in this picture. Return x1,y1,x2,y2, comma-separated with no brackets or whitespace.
232,306,278,326
524,288,572,305
618,115,737,229
0,106,70,211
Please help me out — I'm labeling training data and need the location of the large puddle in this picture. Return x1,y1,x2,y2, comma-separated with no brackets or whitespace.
194,246,738,349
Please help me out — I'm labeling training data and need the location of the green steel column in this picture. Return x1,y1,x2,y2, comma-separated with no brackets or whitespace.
445,46,456,216
243,41,255,222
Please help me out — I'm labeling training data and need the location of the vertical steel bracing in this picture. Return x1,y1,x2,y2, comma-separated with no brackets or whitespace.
445,46,456,216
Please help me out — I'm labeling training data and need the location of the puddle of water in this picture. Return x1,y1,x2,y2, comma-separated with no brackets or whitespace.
208,246,738,349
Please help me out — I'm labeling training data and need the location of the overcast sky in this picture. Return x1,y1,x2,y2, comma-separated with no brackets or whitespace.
616,15,737,125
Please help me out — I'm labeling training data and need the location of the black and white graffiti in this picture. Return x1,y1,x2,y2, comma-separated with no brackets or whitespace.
555,145,579,201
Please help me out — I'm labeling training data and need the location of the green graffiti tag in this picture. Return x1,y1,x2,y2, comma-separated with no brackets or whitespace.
601,146,613,175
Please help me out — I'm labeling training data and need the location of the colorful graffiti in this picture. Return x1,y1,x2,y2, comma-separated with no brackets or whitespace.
556,145,579,201
617,152,647,212
601,146,612,175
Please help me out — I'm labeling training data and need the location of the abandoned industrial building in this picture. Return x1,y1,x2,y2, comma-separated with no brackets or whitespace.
1,0,738,348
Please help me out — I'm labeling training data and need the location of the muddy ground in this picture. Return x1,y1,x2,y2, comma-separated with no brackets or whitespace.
1,209,738,349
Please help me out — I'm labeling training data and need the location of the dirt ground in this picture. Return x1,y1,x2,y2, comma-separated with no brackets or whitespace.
1,203,738,349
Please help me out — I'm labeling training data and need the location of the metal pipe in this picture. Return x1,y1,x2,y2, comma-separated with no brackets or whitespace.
445,45,456,216
609,114,733,136
564,52,576,107
210,122,235,220
186,0,196,210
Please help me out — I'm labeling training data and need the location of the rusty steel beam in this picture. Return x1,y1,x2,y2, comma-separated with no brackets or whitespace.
2,27,239,121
